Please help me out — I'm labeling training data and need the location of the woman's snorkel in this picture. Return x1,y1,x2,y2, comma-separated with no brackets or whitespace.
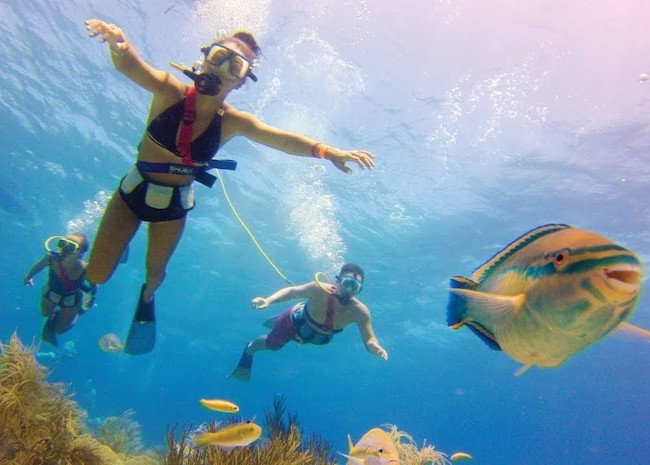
170,62,222,96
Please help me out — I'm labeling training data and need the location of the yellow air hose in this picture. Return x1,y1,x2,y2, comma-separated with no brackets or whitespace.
217,170,294,286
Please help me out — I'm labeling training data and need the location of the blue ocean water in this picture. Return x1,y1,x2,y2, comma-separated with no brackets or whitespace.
2,0,650,463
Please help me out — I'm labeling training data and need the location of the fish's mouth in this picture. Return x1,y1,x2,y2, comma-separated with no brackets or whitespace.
603,265,643,294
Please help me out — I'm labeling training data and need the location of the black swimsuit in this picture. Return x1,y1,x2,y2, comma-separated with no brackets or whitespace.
118,95,224,222
42,254,85,308
146,98,224,163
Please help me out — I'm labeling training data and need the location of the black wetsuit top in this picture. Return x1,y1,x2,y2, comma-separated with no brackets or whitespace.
146,98,223,163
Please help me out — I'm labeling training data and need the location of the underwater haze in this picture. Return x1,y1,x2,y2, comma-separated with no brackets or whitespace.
2,0,650,463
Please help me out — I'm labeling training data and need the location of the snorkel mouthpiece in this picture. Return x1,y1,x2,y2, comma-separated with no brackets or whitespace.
170,62,221,96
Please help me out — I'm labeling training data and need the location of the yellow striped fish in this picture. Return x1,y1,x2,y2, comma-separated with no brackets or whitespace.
340,427,400,465
194,421,262,448
447,224,647,371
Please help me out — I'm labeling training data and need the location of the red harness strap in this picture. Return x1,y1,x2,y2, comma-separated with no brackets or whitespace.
52,256,76,292
324,294,336,330
177,86,197,167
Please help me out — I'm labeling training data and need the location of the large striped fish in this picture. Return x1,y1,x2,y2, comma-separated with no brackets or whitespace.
447,224,647,372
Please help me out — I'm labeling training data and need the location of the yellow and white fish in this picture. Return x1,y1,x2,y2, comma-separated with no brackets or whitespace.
199,398,239,413
341,427,400,465
194,421,262,448
450,451,473,461
447,224,647,372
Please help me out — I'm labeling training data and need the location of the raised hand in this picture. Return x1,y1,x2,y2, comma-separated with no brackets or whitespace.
84,19,129,55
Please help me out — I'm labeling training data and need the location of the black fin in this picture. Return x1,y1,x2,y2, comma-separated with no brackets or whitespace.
124,285,156,355
41,318,58,347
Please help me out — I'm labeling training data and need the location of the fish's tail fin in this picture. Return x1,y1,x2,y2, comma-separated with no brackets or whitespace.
447,276,477,327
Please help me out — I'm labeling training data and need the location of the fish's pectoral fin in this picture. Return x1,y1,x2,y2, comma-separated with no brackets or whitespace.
339,452,366,465
347,434,354,453
614,321,650,341
448,288,522,351
449,288,525,320
513,364,534,377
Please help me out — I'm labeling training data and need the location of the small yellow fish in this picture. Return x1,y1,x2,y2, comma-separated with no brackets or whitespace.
447,224,646,370
194,422,262,448
341,427,400,465
450,452,473,461
199,398,240,413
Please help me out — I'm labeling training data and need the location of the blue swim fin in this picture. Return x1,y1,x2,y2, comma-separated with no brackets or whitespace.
124,284,156,355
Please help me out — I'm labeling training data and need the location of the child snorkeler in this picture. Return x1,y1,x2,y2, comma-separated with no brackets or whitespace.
24,233,96,346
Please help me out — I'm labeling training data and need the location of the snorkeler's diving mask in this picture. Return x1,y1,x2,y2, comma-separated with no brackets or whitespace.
201,44,257,82
45,236,80,255
338,275,363,295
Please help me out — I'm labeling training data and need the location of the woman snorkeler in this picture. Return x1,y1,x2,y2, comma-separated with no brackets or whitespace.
83,19,375,353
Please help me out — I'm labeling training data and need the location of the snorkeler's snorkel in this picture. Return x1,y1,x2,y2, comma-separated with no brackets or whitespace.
170,62,222,96
314,272,362,305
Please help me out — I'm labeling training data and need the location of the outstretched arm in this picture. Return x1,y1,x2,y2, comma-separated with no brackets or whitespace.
356,310,388,360
24,255,49,286
227,109,375,174
85,19,177,93
251,281,318,309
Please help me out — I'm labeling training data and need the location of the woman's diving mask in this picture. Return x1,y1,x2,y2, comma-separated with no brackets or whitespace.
202,44,257,82
45,236,80,255
170,44,257,96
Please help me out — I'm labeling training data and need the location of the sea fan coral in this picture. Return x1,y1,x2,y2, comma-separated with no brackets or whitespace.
94,409,144,454
0,332,125,465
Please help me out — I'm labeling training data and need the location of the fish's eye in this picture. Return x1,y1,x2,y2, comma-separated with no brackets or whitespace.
553,249,571,269
378,448,384,454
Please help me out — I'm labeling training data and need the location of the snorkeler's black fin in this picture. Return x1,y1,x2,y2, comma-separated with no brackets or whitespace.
41,317,58,347
124,284,156,355
228,343,253,383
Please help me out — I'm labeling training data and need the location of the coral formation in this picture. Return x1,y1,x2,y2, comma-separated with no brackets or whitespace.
0,332,123,464
94,409,144,455
165,394,336,465
0,332,451,465
386,424,451,465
